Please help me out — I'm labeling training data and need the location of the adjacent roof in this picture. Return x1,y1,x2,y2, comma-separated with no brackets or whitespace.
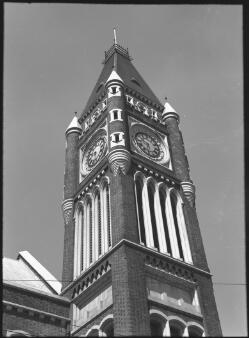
3,251,62,295
80,43,164,120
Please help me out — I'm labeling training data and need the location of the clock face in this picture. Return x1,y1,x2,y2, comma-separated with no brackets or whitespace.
87,138,106,168
81,136,107,175
130,121,170,166
134,132,164,160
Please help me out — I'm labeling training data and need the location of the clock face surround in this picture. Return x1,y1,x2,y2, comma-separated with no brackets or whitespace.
87,137,106,168
130,122,170,166
81,135,107,176
134,132,164,160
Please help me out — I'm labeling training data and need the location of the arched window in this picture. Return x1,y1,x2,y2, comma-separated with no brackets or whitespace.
80,207,84,272
170,193,184,260
97,191,102,256
106,184,112,248
148,182,159,251
150,317,165,336
101,180,112,254
135,176,146,245
88,199,93,264
87,328,99,337
170,320,184,337
188,325,204,337
159,186,172,255
83,197,93,268
101,318,114,337
74,204,84,277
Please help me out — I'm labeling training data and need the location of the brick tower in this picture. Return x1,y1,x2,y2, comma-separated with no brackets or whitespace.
60,41,222,336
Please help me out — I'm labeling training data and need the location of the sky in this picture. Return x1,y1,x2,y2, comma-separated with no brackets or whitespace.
3,3,245,336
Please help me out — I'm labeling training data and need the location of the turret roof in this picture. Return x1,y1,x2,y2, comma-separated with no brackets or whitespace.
66,114,82,133
163,101,177,114
80,44,164,120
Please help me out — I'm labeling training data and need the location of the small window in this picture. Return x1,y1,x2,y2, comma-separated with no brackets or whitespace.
109,109,123,122
110,132,125,147
113,110,118,120
111,86,117,94
114,133,120,143
170,325,183,337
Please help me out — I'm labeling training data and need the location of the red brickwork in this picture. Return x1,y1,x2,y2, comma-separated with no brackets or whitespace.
3,311,68,337
196,275,223,336
61,218,75,290
109,173,139,245
110,244,151,336
3,284,70,337
164,116,190,182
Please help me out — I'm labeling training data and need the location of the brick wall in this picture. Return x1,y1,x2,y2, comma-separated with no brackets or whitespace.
3,285,69,317
3,311,67,337
196,275,223,336
109,173,139,245
111,244,151,336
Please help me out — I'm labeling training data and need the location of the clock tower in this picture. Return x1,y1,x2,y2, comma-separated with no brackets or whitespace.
60,42,222,336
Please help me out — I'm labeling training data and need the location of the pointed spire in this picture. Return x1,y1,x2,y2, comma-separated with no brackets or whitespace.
163,98,177,114
114,27,117,44
66,112,82,136
162,99,179,123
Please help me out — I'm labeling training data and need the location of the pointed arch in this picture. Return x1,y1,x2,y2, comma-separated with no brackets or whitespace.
147,178,159,251
169,188,193,264
187,322,205,337
158,182,172,255
92,186,101,261
134,171,146,245
169,189,184,260
100,177,112,253
74,201,84,278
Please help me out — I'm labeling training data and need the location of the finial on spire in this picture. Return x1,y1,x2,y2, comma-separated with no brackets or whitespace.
165,97,167,102
74,111,77,116
113,27,117,44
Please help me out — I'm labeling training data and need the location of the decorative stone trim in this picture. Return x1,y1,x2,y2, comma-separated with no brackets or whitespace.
72,260,111,299
62,198,74,225
125,87,164,112
162,111,180,123
76,169,107,201
79,97,108,135
125,94,163,123
144,254,196,283
66,126,82,137
181,181,196,207
108,149,131,175
3,300,70,327
136,163,178,187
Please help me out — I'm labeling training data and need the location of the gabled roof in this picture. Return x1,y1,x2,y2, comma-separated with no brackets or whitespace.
3,251,62,295
80,44,163,120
